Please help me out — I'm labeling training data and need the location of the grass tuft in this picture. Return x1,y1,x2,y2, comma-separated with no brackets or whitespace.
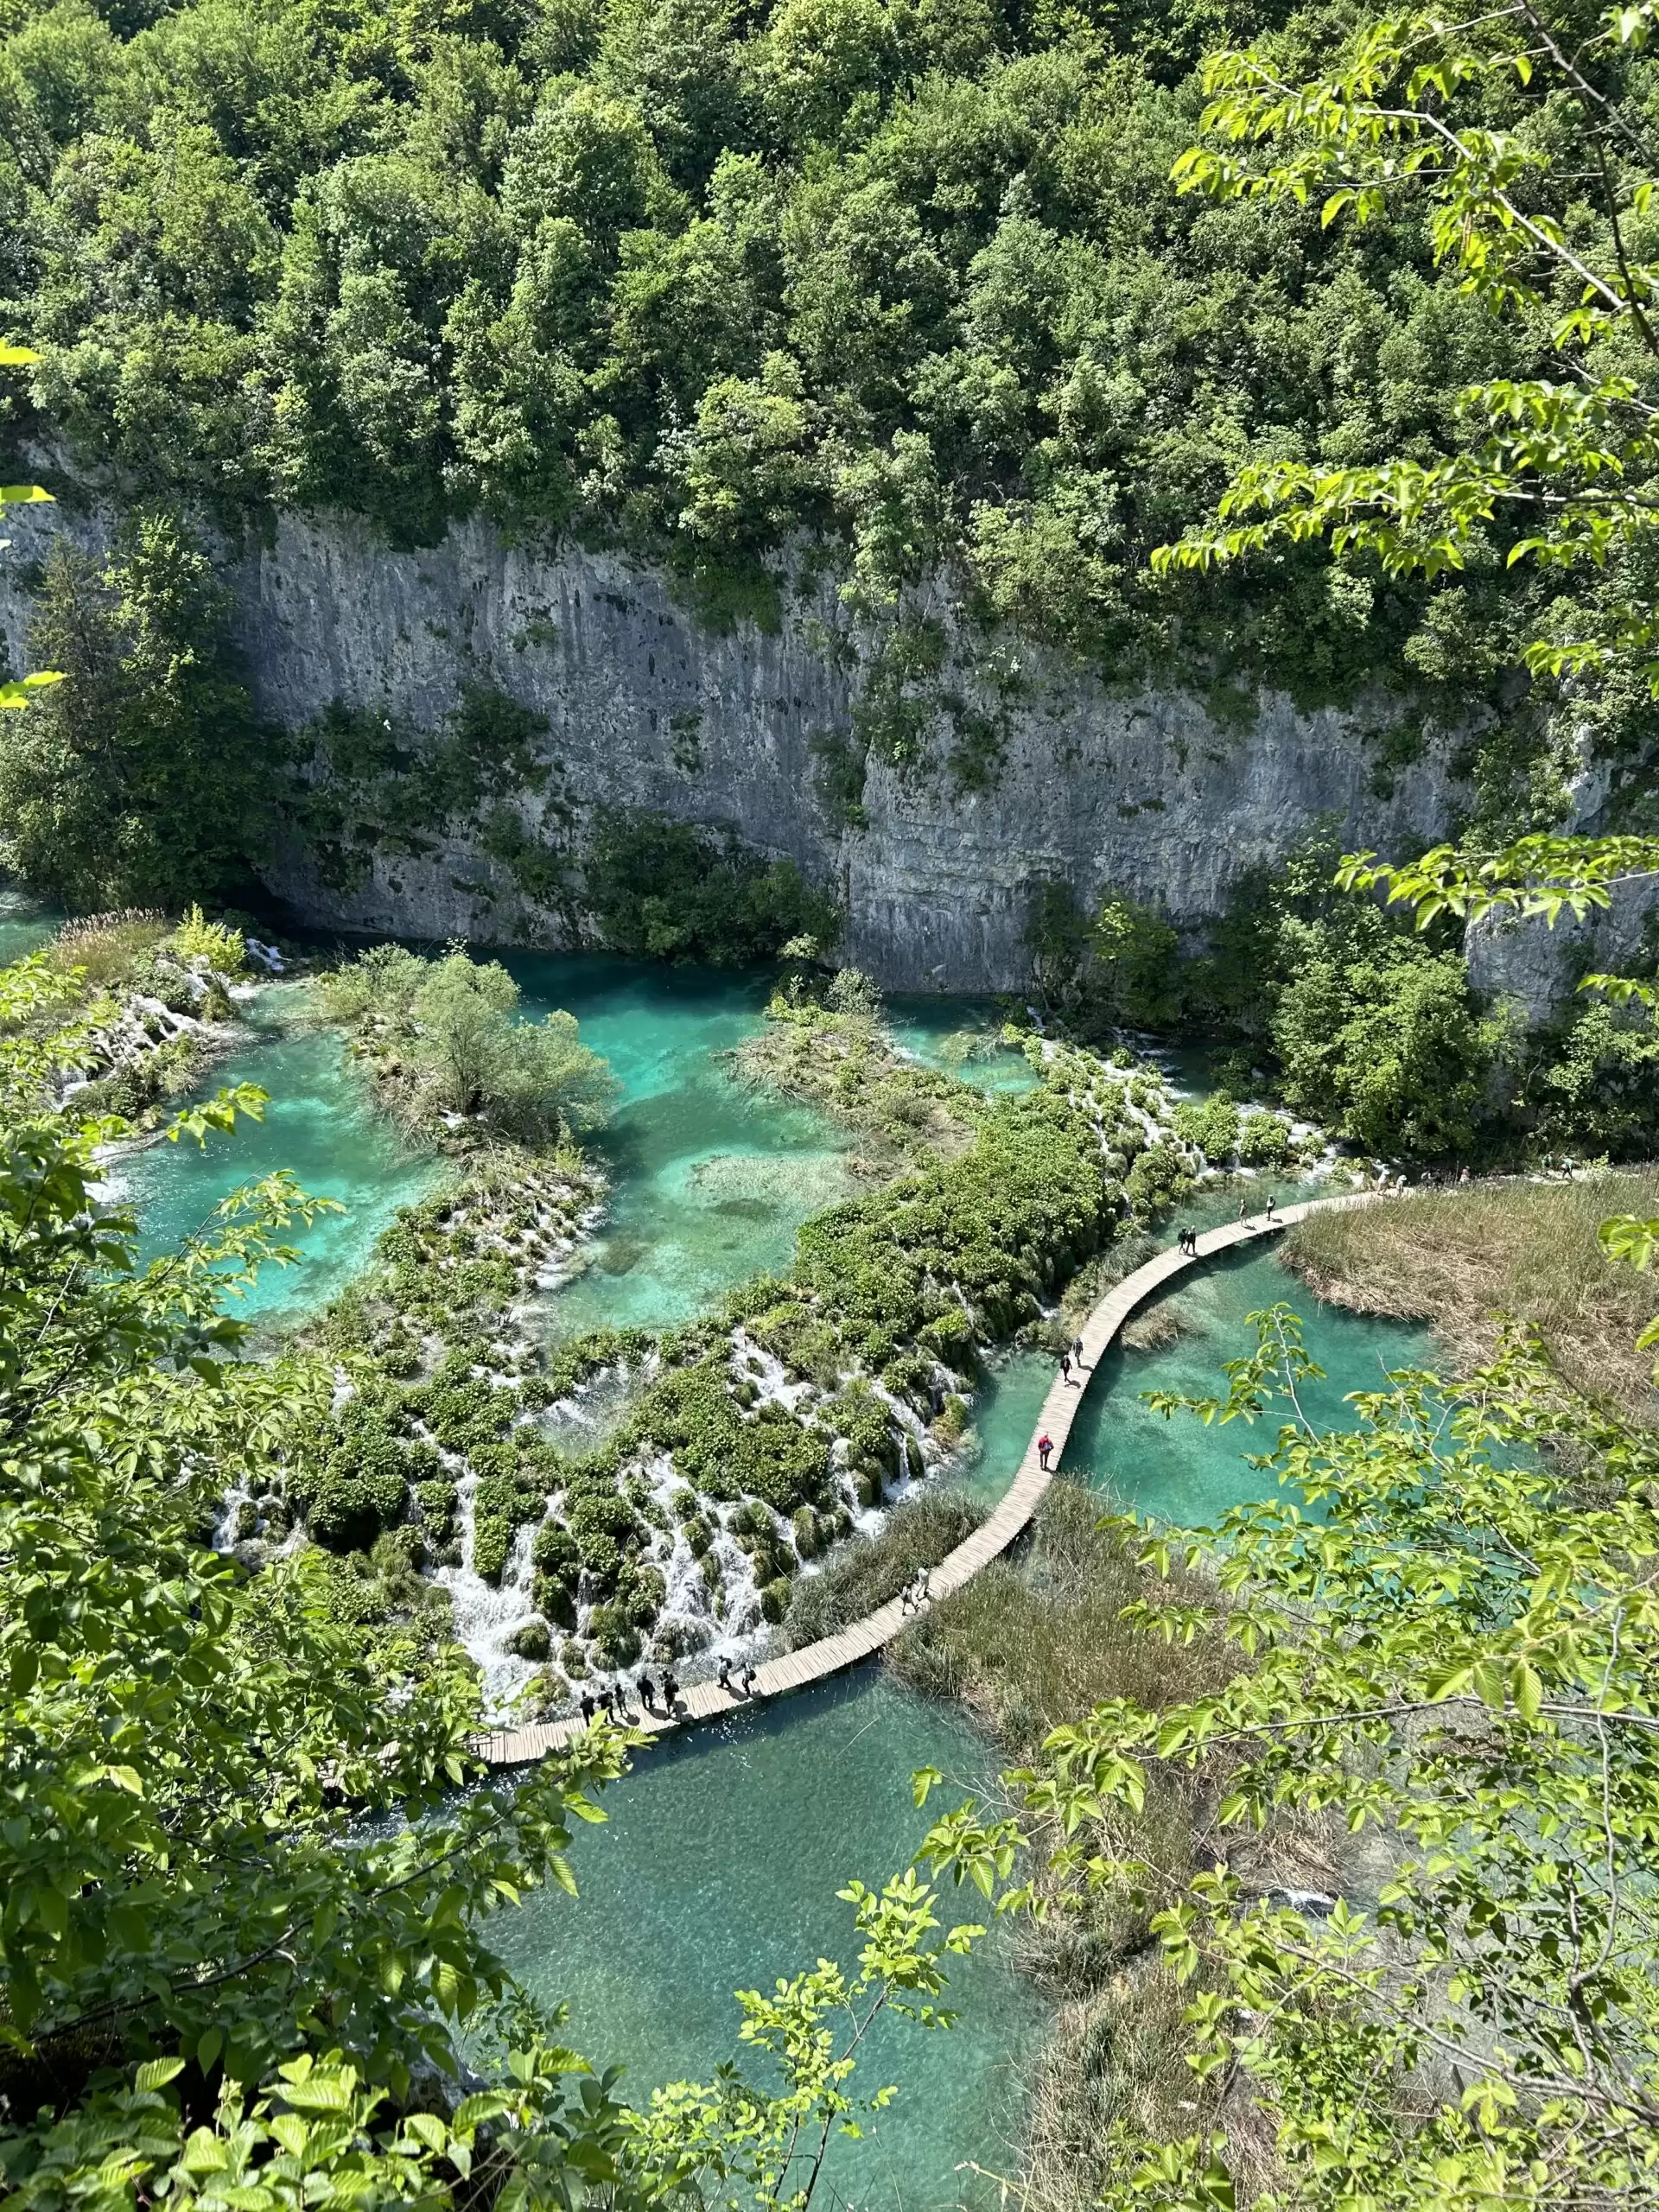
783,1491,983,1647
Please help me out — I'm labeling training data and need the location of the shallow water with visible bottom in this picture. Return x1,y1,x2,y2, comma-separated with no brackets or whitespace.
490,1671,1042,2212
502,956,861,1338
118,1000,439,1330
1062,1236,1434,1523
43,917,1434,2207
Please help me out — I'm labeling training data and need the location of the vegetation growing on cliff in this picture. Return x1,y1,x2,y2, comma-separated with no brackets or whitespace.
584,810,840,965
1031,836,1659,1166
0,511,270,909
0,0,1645,810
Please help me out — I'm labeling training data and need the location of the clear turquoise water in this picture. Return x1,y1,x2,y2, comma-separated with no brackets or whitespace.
503,955,860,1338
490,1671,1041,2212
1063,1237,1434,1526
119,1000,437,1329
887,995,1038,1096
0,883,58,965
948,1350,1054,1510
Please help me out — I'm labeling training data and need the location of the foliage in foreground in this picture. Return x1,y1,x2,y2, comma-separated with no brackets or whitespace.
1160,0,1659,712
922,1310,1659,2209
0,948,984,2212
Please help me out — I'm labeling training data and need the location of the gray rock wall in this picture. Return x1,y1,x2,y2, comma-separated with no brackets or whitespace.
0,502,1484,993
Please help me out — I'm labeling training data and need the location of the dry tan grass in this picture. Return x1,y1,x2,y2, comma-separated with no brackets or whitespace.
44,911,170,987
890,1480,1235,1752
1283,1173,1659,1422
1121,1294,1192,1353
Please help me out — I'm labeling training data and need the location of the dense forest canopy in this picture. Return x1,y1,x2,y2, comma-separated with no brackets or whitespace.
0,0,1646,807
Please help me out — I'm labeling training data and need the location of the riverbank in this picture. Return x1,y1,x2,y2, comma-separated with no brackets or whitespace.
1282,1170,1659,1420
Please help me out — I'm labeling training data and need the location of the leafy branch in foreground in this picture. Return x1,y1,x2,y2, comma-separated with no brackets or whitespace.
1,961,977,2212
1154,0,1659,692
918,1309,1659,2210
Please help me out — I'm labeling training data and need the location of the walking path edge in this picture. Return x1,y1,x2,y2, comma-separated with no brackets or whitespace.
474,1193,1375,1767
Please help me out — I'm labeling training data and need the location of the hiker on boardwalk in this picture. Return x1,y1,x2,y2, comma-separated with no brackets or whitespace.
581,1693,595,1725
1264,1194,1278,1224
1038,1431,1054,1469
638,1672,657,1712
739,1663,757,1696
717,1655,734,1694
1071,1333,1085,1367
662,1668,680,1710
901,1571,920,1614
1060,1351,1075,1383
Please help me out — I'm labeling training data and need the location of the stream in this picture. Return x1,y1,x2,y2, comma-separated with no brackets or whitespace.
22,913,1429,2209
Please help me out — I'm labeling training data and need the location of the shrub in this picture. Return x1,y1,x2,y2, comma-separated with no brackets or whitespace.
616,1560,666,1627
304,1464,408,1553
505,1618,552,1662
1236,1111,1292,1167
532,1521,582,1586
1172,1095,1239,1164
588,1604,641,1667
169,903,245,976
585,810,841,967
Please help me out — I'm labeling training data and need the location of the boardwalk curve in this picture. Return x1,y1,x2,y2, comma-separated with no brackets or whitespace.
477,1193,1370,1766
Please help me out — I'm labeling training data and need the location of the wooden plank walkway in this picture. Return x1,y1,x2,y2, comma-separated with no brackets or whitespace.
476,1193,1371,1766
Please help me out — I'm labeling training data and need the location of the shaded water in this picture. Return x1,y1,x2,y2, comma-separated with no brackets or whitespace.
1063,1236,1434,1525
492,1672,1042,2212
0,883,58,965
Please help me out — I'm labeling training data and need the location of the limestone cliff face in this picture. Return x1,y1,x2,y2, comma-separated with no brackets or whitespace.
0,502,1478,992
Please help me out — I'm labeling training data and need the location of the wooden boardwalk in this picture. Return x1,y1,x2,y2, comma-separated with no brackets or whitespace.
476,1194,1367,1766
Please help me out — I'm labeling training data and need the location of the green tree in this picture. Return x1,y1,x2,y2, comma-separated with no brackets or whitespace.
413,947,618,1135
1155,0,1659,695
922,1308,1659,2211
315,943,618,1142
0,951,984,2212
1090,890,1183,1029
1272,934,1501,1156
0,510,269,909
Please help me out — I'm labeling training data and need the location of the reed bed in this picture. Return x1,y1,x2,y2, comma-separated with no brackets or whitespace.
1283,1171,1659,1421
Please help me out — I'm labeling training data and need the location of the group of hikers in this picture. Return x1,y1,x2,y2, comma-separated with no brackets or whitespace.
579,1664,693,1726
581,1654,771,1727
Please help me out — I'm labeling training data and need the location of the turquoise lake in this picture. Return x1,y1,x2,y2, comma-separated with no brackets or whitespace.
3,902,1433,2208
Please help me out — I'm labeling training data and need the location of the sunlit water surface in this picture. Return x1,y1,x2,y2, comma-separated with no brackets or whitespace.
8,898,1433,2202
488,1672,1043,2212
